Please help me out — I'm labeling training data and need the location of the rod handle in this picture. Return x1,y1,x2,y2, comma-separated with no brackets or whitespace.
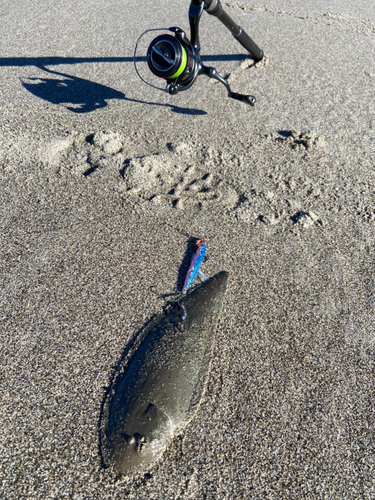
234,27,263,61
204,0,264,61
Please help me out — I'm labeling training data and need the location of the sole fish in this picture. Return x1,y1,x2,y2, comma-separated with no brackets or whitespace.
101,271,229,475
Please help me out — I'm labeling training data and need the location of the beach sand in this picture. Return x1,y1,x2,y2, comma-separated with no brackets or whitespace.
1,0,375,498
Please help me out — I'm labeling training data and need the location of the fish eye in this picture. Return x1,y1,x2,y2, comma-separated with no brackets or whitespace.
134,433,146,444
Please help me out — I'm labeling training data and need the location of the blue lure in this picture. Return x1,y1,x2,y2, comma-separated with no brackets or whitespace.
181,238,208,296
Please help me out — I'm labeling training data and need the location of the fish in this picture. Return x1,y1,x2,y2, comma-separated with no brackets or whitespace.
101,270,229,475
181,238,208,296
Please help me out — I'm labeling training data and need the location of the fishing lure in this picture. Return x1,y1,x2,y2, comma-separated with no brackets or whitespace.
181,238,208,296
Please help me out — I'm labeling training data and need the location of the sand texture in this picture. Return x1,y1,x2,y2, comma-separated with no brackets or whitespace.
1,0,375,498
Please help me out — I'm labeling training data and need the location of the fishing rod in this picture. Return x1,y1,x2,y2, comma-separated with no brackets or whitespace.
134,0,264,107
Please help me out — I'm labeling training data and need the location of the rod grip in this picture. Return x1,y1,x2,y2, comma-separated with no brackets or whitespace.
234,28,263,61
205,1,264,61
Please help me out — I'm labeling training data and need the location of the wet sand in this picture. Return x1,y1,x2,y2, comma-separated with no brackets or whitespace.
1,0,375,498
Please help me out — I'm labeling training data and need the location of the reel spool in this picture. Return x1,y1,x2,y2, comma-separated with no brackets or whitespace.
147,34,189,80
134,27,198,94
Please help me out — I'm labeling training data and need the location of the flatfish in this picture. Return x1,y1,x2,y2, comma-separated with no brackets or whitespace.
102,271,228,474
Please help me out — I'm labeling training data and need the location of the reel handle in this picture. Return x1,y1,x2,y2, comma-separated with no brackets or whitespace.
199,65,256,106
229,92,256,107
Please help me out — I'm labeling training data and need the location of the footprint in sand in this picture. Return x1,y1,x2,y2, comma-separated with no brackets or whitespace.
119,142,240,210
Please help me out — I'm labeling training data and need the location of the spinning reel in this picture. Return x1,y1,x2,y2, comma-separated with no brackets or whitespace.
134,0,264,107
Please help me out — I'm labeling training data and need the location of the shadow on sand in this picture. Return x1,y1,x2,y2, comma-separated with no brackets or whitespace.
1,54,249,114
21,65,207,115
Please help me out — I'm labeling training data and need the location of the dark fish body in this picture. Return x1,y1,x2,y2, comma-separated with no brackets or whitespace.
104,271,228,474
